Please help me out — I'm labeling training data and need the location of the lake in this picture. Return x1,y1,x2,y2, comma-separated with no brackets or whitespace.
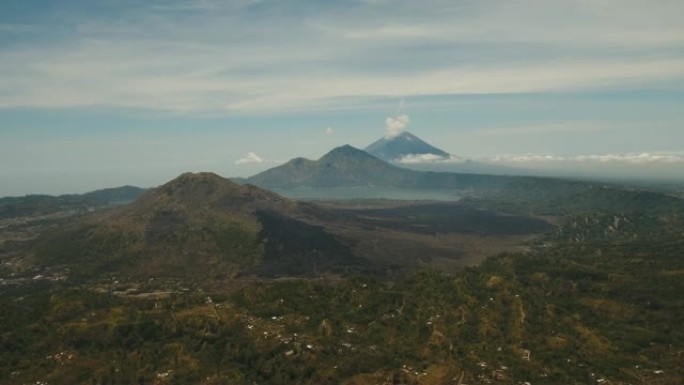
272,187,462,201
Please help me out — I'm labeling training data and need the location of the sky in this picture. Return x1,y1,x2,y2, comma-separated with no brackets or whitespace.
1,0,684,196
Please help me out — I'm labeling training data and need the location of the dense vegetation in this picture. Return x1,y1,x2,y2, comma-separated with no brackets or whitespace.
2,228,682,385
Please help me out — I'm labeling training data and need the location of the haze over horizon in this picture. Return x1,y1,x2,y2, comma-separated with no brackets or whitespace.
2,0,684,196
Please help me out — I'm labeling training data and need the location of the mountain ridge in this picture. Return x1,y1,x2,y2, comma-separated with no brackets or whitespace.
247,144,533,192
247,145,422,189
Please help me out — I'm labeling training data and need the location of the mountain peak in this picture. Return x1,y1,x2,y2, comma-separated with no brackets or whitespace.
127,172,288,215
159,172,238,198
337,144,356,150
389,131,418,140
167,171,233,186
366,131,450,162
319,144,370,161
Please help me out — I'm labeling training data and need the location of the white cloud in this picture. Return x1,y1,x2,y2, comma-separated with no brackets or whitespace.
482,152,684,165
325,127,334,135
398,154,465,164
235,152,263,165
385,114,410,138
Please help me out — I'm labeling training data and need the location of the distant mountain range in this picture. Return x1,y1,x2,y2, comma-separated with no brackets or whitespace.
248,144,539,192
247,144,423,189
245,144,684,218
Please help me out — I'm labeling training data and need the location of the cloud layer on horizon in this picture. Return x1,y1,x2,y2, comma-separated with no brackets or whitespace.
480,152,684,165
398,154,465,164
1,0,683,113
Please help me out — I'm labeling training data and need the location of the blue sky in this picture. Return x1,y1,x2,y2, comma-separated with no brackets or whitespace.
1,0,684,196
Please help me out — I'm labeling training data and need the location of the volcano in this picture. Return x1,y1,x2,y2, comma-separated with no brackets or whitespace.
365,131,453,163
34,172,367,278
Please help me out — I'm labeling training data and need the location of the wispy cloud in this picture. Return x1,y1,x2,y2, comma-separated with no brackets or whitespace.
1,0,683,113
477,122,616,136
235,152,263,165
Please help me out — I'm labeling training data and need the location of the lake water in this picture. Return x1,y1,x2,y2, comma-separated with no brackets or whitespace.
273,187,462,201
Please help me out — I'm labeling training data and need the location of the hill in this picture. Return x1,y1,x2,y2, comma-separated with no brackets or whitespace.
33,172,367,279
81,185,147,205
0,185,146,219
